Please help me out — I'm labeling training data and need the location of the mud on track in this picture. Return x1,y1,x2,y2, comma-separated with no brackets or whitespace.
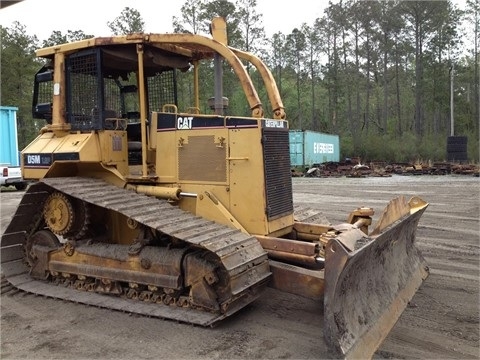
1,175,479,359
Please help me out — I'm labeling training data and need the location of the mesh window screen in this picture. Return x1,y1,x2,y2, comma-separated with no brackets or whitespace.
104,78,121,117
65,48,178,130
66,49,102,131
147,70,176,112
37,81,52,107
32,66,54,121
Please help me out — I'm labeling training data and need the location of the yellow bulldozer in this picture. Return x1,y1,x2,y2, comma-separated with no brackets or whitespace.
1,17,429,359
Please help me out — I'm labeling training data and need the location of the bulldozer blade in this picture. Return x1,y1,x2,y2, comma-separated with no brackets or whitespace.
323,196,429,359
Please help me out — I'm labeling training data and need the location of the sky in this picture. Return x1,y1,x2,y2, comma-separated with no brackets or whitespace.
0,0,327,41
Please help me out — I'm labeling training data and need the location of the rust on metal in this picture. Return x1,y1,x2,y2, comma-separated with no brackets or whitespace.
293,221,332,241
268,260,325,301
1,177,272,326
255,235,318,256
323,196,429,359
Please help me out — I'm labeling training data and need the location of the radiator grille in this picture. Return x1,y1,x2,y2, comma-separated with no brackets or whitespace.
263,128,293,219
179,136,227,182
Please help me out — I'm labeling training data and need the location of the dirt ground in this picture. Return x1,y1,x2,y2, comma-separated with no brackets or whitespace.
1,175,478,359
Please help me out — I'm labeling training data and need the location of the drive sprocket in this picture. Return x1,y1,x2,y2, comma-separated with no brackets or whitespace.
43,191,89,239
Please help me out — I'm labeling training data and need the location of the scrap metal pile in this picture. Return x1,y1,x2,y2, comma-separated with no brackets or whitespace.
294,160,480,178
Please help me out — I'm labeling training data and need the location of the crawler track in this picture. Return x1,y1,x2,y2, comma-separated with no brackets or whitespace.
1,177,271,326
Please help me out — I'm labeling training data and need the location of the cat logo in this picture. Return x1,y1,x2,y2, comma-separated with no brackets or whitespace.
177,116,193,129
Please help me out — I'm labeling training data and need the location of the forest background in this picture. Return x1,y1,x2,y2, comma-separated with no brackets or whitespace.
1,0,479,163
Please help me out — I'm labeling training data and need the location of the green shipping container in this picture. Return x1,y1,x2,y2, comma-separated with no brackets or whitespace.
289,130,340,167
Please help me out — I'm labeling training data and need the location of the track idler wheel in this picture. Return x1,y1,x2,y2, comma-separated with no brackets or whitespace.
25,230,61,279
183,251,223,311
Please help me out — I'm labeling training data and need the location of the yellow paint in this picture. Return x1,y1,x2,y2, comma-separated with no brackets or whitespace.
28,19,299,238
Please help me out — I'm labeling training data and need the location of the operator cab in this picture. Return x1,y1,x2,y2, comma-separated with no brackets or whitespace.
32,45,185,129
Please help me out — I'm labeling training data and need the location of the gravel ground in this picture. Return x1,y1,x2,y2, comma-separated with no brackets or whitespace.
1,175,478,359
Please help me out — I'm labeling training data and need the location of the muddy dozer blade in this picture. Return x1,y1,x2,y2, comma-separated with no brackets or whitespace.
323,196,429,359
